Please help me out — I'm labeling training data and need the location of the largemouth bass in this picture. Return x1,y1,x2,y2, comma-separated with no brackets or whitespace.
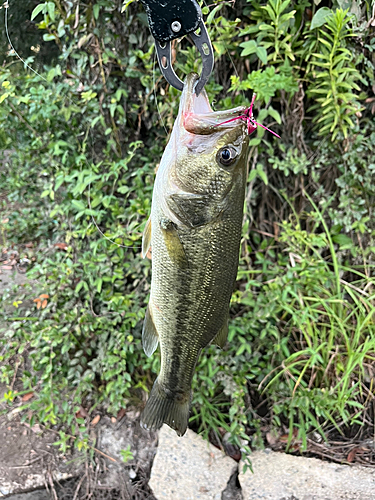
140,73,250,436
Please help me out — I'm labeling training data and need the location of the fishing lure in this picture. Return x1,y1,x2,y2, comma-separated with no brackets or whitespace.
216,94,281,138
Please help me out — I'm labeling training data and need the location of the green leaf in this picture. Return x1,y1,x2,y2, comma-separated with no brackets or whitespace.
257,109,268,122
128,34,137,44
311,7,333,30
268,107,281,124
257,166,268,185
31,3,45,21
61,343,71,355
93,4,100,20
71,200,86,211
256,46,268,65
121,0,135,12
249,137,261,146
47,68,56,82
207,3,224,24
236,344,246,356
248,169,257,182
47,2,55,22
55,175,65,191
240,40,257,57
258,23,273,31
43,33,56,41
332,234,353,247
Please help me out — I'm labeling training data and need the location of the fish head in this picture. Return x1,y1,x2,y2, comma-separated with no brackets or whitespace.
165,73,250,201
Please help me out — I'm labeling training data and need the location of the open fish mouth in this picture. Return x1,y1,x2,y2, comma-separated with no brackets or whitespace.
180,73,248,135
180,73,280,138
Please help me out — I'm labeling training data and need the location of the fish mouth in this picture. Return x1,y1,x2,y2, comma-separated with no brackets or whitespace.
180,73,247,135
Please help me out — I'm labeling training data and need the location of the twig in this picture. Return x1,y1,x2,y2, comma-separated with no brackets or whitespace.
8,102,40,137
251,228,277,239
340,278,370,297
73,472,87,500
10,358,21,390
93,447,118,463
8,456,43,469
47,467,58,500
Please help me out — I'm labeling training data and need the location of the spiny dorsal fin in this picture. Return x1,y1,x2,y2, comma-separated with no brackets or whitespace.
212,316,229,349
142,304,159,357
142,217,152,259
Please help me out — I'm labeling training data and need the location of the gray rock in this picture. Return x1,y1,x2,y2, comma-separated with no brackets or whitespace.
239,450,375,500
149,425,237,500
97,413,158,491
0,472,71,498
1,491,50,500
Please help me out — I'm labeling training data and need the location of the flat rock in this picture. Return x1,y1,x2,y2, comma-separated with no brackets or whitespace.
240,449,375,500
1,491,50,500
149,425,236,500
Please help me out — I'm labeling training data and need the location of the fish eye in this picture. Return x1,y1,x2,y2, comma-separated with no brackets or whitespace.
217,147,237,167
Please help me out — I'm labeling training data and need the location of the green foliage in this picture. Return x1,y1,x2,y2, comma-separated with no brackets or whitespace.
305,8,363,140
263,212,375,447
313,125,375,234
230,65,299,105
120,445,134,463
241,0,298,63
0,65,155,443
269,148,310,176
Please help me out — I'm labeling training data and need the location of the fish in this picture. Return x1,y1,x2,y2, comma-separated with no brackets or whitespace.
140,72,251,437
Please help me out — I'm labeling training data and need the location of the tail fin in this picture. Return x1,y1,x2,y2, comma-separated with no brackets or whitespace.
140,378,190,437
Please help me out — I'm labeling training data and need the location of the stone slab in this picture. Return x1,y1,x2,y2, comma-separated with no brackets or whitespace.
1,491,50,500
149,425,237,500
240,449,375,500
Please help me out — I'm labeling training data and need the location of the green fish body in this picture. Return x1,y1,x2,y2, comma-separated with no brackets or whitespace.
140,73,249,436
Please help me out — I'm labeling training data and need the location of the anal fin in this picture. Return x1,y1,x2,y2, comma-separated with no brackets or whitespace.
142,304,159,357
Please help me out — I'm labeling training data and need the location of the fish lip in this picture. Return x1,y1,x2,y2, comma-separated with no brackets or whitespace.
181,73,247,135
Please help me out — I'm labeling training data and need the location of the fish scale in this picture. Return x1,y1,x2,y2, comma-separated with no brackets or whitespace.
140,73,250,436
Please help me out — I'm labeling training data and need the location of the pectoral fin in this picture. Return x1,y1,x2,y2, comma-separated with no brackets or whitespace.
212,316,229,349
142,217,152,259
167,193,222,228
160,218,188,269
142,305,159,357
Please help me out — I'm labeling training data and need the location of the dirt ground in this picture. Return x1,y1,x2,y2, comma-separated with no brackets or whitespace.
0,396,158,499
0,410,74,496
